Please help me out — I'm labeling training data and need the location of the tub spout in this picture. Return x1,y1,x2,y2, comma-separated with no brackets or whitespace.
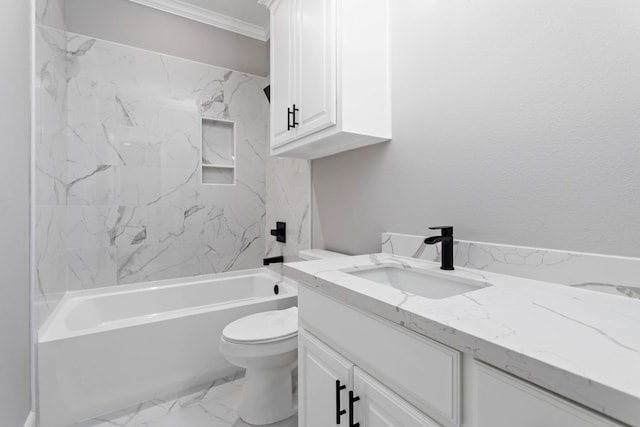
263,256,284,266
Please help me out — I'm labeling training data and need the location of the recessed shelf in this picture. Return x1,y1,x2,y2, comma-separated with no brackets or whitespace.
202,164,235,169
202,166,234,185
201,118,236,185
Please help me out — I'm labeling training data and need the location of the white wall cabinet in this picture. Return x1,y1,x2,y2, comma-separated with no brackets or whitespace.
264,0,391,159
269,0,295,146
294,0,336,140
269,0,335,147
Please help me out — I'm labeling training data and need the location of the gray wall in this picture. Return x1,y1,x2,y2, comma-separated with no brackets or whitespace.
64,0,269,76
0,0,32,425
312,0,640,258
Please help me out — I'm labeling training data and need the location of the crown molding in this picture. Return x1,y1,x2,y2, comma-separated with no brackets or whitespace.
258,0,276,8
128,0,270,41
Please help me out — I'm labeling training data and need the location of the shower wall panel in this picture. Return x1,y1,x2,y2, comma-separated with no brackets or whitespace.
35,30,311,327
63,32,269,288
34,0,68,325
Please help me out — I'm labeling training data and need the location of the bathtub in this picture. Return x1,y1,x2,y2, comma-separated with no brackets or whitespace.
38,268,298,427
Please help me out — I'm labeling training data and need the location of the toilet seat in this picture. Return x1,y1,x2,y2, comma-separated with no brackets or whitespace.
222,307,298,344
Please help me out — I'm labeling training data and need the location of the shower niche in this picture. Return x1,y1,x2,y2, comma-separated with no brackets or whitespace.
201,118,236,185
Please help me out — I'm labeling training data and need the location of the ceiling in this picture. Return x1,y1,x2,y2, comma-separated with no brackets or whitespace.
128,0,270,40
180,0,269,27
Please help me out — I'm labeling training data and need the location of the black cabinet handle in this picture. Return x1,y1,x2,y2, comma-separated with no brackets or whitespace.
292,104,299,128
335,380,347,424
349,391,360,427
287,107,294,130
287,105,299,130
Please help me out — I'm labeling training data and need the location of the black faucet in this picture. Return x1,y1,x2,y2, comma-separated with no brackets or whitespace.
424,226,454,270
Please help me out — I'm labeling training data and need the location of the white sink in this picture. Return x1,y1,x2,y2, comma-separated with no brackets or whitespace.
344,264,490,299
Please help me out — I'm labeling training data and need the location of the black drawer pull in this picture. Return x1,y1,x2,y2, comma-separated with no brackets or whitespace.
349,391,360,427
336,380,347,424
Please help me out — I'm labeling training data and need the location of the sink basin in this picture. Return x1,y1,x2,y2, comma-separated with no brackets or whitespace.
344,264,490,299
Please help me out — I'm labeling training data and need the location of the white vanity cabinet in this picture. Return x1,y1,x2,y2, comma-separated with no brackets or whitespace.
474,362,624,427
298,329,352,427
299,328,442,427
353,368,443,427
263,0,391,159
297,285,628,427
298,286,460,427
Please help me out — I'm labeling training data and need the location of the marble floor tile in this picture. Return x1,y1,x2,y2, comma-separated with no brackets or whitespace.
72,372,298,427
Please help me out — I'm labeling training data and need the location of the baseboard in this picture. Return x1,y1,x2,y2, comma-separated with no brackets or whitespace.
23,411,35,427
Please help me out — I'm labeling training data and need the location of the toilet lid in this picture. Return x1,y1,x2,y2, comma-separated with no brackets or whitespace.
222,307,298,344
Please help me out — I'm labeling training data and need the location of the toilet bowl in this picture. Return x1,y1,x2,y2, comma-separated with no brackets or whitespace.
220,307,299,425
220,249,347,425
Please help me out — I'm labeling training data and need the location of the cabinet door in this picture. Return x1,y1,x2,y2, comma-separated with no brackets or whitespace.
352,368,442,427
294,0,337,138
299,328,353,427
476,362,623,427
270,0,296,147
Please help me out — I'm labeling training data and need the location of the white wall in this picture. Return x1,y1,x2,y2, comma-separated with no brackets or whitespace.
0,0,33,425
64,0,269,76
312,0,640,258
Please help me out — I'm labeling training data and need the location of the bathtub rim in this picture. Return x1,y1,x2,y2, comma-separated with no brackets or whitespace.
38,267,298,343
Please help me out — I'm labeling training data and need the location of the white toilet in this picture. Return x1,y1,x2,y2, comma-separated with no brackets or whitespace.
220,307,299,425
219,249,346,425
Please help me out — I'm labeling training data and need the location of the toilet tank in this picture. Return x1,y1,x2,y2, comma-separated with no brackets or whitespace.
298,249,347,261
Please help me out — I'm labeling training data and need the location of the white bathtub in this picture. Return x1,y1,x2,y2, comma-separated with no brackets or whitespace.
38,268,298,427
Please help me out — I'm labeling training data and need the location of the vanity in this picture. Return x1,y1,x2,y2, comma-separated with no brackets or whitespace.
284,253,640,427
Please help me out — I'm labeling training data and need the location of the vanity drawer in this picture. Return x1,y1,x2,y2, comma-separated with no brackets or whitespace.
475,362,624,427
299,286,461,427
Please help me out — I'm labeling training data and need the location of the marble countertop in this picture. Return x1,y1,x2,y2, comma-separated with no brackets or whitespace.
284,253,640,427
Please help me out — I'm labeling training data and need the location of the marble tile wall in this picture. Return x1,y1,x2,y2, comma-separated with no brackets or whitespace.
382,232,640,299
265,157,311,265
64,31,269,287
35,0,68,326
35,30,311,327
37,0,66,30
